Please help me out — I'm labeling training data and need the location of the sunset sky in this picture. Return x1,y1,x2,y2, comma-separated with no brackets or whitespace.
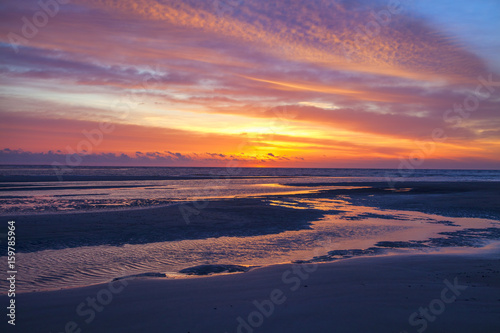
1,0,499,168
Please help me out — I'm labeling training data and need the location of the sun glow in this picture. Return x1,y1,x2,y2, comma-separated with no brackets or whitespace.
0,0,498,168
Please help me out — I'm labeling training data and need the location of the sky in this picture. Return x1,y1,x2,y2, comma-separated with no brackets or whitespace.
1,0,499,168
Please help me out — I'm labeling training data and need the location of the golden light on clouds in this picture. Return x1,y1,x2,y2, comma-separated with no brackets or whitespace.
0,0,499,168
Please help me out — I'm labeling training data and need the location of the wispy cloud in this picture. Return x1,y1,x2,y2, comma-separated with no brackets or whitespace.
0,0,499,168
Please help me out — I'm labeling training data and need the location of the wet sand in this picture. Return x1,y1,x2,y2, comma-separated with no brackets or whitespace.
2,181,500,332
2,198,326,254
287,181,500,220
5,181,499,254
3,250,500,333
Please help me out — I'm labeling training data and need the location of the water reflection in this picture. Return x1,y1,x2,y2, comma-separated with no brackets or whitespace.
4,197,498,293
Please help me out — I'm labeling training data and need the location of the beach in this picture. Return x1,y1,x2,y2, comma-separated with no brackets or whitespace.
1,168,500,332
3,0,500,331
4,250,500,333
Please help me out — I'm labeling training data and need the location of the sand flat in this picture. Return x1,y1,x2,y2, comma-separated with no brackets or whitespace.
4,250,500,333
2,180,499,332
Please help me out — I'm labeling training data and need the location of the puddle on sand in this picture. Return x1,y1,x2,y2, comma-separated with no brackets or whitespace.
2,197,499,294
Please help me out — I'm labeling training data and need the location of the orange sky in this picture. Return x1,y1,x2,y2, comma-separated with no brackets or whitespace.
1,0,499,168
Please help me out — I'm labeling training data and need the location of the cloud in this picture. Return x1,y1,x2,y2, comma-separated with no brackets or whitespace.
73,0,489,81
2,148,498,169
0,0,499,168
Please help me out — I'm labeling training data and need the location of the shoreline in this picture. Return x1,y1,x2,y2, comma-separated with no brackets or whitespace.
3,249,500,332
2,180,499,295
0,180,499,331
4,181,500,252
7,241,500,295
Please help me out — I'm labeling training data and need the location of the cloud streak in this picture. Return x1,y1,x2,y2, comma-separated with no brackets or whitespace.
0,0,499,168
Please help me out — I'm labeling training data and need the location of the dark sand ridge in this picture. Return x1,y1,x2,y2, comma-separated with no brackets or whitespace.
280,181,500,220
2,251,499,333
2,198,326,255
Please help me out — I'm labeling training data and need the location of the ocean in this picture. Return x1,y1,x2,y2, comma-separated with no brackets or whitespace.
1,166,499,214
